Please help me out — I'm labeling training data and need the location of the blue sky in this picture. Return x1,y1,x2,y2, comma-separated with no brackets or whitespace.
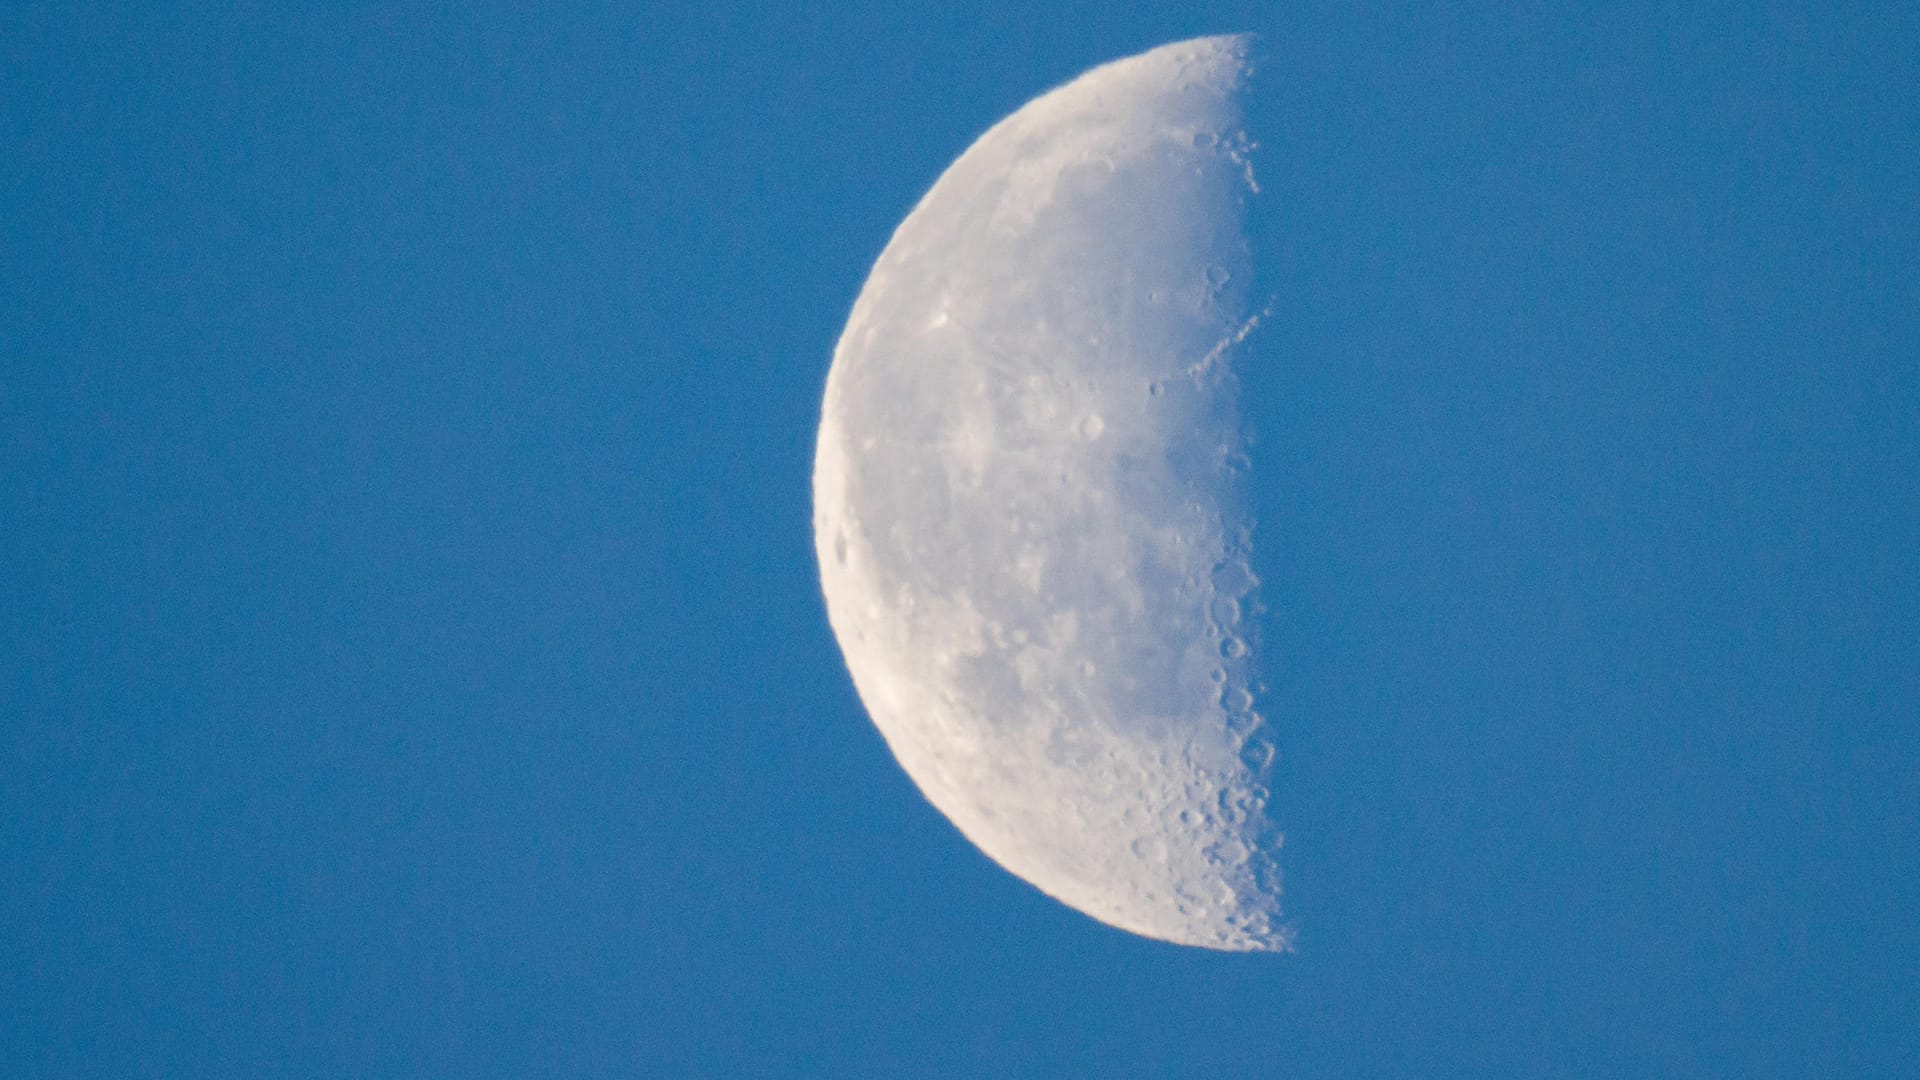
4,3,1917,1076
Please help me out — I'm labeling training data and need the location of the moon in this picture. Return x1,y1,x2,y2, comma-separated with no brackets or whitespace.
813,35,1287,951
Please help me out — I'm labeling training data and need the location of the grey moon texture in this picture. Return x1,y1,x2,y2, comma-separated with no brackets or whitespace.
813,35,1287,952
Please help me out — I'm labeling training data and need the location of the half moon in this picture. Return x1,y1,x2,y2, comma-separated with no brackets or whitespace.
813,35,1286,951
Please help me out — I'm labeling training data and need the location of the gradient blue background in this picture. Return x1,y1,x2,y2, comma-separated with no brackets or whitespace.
5,3,1917,1076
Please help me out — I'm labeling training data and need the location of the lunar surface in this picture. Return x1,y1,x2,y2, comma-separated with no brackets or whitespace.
813,35,1287,951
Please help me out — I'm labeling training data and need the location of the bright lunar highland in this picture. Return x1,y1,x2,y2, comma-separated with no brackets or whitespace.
814,35,1287,951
